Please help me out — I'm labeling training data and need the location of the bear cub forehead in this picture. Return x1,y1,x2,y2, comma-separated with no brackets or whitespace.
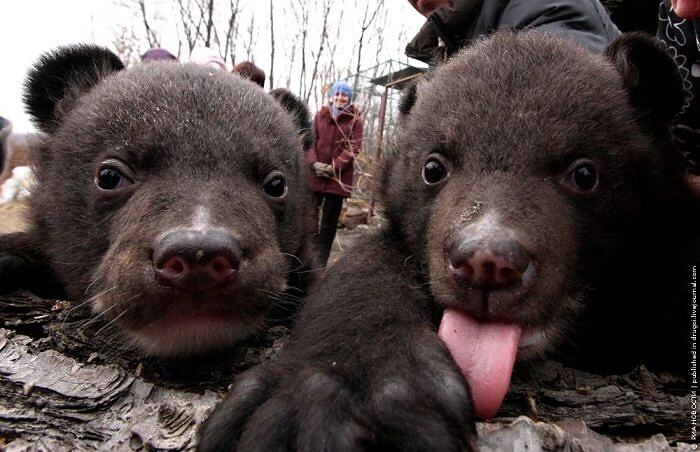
57,63,299,167
403,33,640,166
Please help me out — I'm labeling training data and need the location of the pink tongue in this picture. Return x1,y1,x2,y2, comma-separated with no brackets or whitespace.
438,308,522,419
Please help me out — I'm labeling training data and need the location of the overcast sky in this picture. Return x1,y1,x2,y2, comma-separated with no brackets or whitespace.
1,1,124,132
0,1,424,133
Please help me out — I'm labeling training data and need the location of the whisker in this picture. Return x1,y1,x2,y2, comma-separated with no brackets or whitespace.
279,252,305,271
293,265,326,275
94,303,133,336
83,274,105,297
81,303,121,327
61,286,117,328
255,288,304,302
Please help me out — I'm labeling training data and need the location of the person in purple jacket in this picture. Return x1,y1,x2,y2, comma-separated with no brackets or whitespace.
140,48,178,63
306,81,363,265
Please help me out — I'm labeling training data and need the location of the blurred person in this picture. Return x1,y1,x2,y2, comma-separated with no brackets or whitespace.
0,122,32,199
672,0,700,17
306,82,363,265
232,61,266,88
140,48,178,63
659,0,700,196
0,116,10,173
405,0,620,66
189,47,227,71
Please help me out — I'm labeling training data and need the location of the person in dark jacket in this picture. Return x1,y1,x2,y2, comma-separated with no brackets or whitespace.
306,81,363,265
406,0,621,65
658,0,700,195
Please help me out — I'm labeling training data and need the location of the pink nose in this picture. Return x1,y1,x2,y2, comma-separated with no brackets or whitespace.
449,239,531,291
153,229,242,293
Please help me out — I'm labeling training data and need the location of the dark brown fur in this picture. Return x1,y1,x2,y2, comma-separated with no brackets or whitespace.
0,45,317,357
200,32,695,450
385,31,691,369
268,87,314,152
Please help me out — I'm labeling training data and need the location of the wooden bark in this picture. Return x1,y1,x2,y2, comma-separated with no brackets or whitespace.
0,291,690,451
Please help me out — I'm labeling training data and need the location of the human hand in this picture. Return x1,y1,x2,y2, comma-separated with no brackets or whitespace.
313,162,334,177
672,0,700,18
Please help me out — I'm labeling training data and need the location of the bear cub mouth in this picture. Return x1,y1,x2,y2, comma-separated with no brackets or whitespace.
434,212,562,419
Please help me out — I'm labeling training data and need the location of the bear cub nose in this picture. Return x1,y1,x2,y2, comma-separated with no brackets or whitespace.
449,238,531,291
153,229,242,293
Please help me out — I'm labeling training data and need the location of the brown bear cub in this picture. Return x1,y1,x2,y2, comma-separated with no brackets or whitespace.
0,45,317,357
199,32,695,451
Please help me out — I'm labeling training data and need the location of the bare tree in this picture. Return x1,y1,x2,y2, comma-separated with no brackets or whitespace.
205,0,215,46
284,38,298,89
112,24,141,66
170,0,240,60
112,0,160,47
292,0,309,97
305,0,333,103
226,0,241,64
323,7,344,86
176,0,203,53
139,0,161,47
244,12,256,61
353,0,384,90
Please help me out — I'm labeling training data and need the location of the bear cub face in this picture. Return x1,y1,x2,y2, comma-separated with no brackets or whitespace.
385,32,686,367
20,46,316,357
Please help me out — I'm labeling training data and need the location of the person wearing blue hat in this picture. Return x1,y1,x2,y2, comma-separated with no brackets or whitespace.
328,81,353,119
306,81,364,265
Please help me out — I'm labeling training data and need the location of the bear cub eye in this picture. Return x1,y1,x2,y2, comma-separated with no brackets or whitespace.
565,159,599,193
263,171,288,199
422,155,450,185
95,160,133,191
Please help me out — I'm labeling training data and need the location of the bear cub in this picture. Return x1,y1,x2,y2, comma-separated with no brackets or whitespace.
199,32,695,451
0,45,317,357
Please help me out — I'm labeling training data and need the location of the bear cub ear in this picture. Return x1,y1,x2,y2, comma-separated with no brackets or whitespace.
399,81,419,118
398,71,435,119
605,32,685,133
24,44,124,134
269,88,314,151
